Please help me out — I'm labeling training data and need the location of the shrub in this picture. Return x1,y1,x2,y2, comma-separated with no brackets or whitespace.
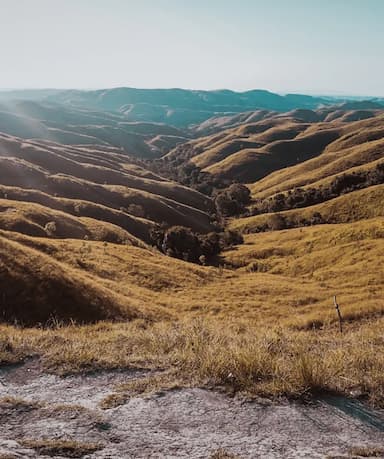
215,184,251,217
162,226,202,263
268,214,287,231
220,230,244,248
149,225,244,264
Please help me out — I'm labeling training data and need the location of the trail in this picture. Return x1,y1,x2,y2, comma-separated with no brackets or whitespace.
0,359,383,458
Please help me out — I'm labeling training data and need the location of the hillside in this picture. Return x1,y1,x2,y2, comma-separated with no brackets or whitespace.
2,214,383,329
0,87,346,129
0,93,383,419
231,185,384,233
164,108,384,185
45,88,334,126
0,228,218,325
0,133,215,244
0,100,189,158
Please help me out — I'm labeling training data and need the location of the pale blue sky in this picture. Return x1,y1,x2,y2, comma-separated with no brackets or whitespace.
1,0,383,95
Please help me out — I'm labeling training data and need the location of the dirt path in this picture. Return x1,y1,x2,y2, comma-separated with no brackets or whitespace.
0,360,383,458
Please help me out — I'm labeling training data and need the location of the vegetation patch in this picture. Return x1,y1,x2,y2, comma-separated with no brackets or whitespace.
250,162,384,216
348,446,384,457
100,371,182,409
0,397,40,412
20,439,104,458
210,448,242,459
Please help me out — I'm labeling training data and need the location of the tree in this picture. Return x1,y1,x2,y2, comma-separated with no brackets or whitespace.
162,226,201,262
226,183,251,205
214,184,251,217
215,192,242,217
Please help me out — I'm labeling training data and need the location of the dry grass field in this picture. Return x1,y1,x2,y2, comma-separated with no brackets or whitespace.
166,110,384,184
1,215,383,406
231,185,384,233
0,103,383,413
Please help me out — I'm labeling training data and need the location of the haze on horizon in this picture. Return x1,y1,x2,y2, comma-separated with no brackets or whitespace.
1,0,384,97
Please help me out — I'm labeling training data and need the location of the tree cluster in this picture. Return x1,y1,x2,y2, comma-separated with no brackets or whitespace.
244,211,326,234
250,162,384,216
150,225,243,263
150,156,231,197
214,183,251,217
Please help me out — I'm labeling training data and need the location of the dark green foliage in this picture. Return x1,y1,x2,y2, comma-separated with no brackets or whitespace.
162,226,201,262
226,183,251,204
215,183,251,217
150,157,231,197
150,225,244,263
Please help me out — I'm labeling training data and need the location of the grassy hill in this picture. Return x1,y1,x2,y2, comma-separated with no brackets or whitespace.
231,185,384,233
0,100,189,158
0,134,215,242
2,214,382,328
0,96,383,406
250,116,384,198
46,88,332,127
164,109,384,185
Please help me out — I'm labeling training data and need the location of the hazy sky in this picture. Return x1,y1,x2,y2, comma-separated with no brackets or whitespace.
1,0,383,95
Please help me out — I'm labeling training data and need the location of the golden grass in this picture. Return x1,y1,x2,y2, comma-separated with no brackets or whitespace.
231,187,384,234
0,397,40,411
2,316,384,406
0,213,383,405
1,215,383,327
20,439,104,458
348,446,384,457
249,121,384,198
210,448,242,459
251,157,384,206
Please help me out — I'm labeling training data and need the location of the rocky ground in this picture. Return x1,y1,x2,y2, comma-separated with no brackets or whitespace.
0,359,383,458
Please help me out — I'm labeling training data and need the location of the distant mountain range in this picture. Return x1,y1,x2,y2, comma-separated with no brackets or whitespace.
0,87,382,128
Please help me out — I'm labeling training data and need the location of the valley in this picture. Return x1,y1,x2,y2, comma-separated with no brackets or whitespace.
0,87,383,458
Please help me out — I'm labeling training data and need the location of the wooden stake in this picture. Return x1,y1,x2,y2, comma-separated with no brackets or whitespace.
334,295,343,333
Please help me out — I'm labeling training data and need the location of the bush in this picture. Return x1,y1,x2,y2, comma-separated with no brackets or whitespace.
220,230,244,248
162,226,201,262
149,225,244,264
215,184,251,217
268,214,288,231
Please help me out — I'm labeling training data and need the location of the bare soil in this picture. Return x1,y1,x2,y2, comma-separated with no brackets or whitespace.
0,359,383,458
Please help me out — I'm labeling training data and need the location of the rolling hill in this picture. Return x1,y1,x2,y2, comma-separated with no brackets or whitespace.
0,91,383,409
45,88,333,126
0,87,356,129
163,107,384,185
0,100,190,158
0,133,215,244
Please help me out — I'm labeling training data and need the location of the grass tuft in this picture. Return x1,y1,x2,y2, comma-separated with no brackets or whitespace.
0,396,40,411
348,446,384,457
20,439,104,458
210,448,242,459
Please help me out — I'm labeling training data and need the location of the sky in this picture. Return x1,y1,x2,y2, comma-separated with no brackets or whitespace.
1,0,383,96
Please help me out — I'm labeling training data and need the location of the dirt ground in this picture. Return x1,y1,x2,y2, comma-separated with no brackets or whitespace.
0,359,383,458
